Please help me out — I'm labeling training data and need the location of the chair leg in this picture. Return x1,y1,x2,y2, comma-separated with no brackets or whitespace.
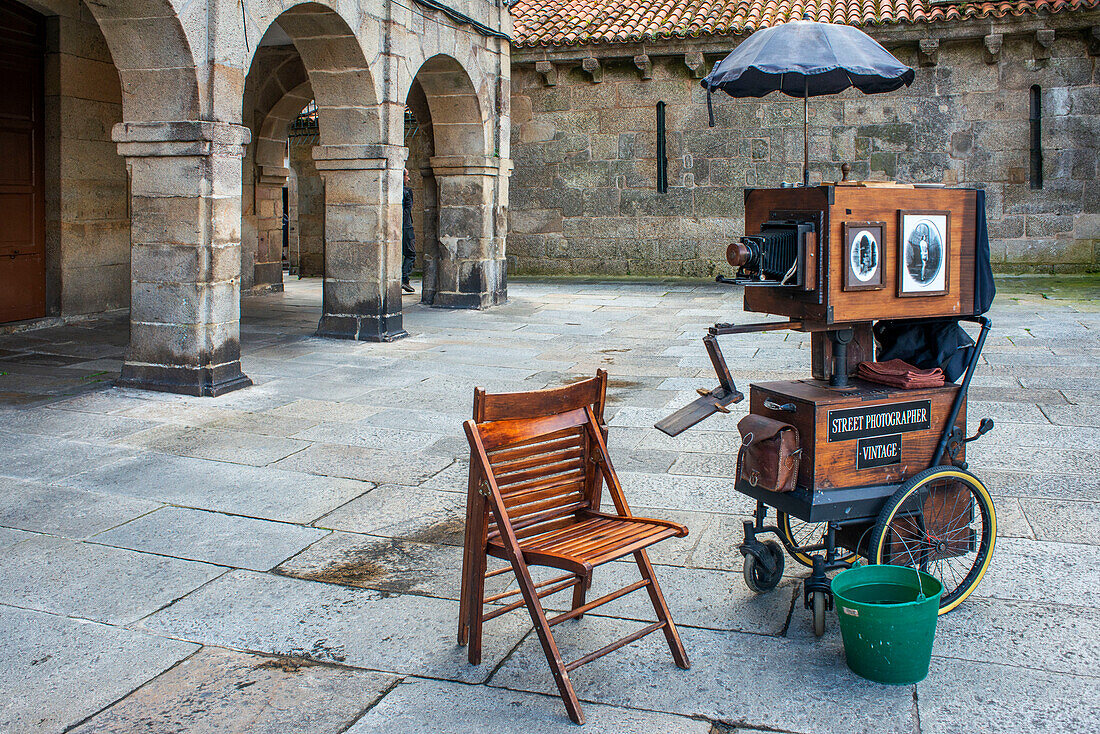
570,572,589,619
511,561,586,724
467,550,487,665
634,549,690,669
458,547,472,646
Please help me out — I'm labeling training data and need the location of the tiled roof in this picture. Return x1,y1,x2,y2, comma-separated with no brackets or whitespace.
510,0,1099,47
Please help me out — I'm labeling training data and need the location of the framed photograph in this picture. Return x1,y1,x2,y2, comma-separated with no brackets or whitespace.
843,221,885,291
898,211,949,297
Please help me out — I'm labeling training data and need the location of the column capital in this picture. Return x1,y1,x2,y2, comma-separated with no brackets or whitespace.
312,144,407,171
258,165,291,186
112,121,251,158
430,155,513,177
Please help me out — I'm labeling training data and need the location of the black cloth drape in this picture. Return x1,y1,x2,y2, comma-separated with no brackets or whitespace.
874,190,995,382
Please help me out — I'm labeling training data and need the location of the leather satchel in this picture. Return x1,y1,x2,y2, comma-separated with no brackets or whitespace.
736,414,801,492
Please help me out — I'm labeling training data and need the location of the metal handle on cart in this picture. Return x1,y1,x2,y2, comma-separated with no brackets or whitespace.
931,316,992,469
763,399,797,413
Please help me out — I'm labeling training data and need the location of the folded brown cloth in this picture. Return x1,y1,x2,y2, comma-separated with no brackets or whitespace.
857,359,945,389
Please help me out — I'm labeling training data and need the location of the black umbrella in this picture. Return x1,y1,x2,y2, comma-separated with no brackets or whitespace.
702,17,915,185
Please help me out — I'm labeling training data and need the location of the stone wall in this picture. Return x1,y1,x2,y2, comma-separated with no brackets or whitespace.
43,6,129,314
509,20,1099,276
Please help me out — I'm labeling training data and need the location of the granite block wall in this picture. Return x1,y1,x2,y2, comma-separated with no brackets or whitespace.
509,29,1099,276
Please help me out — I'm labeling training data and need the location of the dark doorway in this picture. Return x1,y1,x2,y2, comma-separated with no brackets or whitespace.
0,0,45,323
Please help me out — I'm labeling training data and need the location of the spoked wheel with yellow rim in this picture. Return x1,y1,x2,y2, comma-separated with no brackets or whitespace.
870,467,996,615
776,512,858,568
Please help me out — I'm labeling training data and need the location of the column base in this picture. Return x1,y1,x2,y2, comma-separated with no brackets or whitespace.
426,289,508,309
117,362,253,397
316,314,409,342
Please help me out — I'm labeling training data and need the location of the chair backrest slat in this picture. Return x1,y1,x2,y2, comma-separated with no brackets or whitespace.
475,375,607,424
469,372,609,546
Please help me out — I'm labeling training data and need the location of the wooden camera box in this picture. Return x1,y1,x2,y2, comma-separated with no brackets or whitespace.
750,379,966,492
731,184,981,327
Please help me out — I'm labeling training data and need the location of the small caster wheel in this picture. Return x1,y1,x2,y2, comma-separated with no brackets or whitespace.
743,540,785,593
811,590,827,637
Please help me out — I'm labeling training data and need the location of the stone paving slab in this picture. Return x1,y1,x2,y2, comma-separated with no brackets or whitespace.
273,443,454,486
95,506,329,572
69,647,396,734
0,430,137,484
0,407,159,442
0,606,199,733
348,677,712,733
975,536,1100,608
491,616,916,734
1018,498,1100,544
274,532,489,600
532,560,798,636
314,483,467,546
116,425,310,466
0,479,162,539
0,535,224,625
0,526,33,552
65,452,369,524
140,570,529,683
916,657,1100,734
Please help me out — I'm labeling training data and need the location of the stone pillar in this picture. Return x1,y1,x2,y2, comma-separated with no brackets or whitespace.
254,165,288,289
290,139,324,277
427,155,511,308
113,121,252,397
313,144,407,341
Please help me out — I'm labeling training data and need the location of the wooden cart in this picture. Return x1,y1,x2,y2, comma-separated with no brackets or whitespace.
659,184,998,635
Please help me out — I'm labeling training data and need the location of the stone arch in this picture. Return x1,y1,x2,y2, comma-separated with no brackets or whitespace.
406,53,505,308
256,2,382,148
410,54,489,157
244,2,397,342
21,0,200,121
241,40,313,290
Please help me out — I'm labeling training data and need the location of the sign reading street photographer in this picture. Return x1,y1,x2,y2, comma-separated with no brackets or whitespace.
827,400,931,442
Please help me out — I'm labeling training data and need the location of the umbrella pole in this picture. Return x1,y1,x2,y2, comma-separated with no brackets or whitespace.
803,79,810,187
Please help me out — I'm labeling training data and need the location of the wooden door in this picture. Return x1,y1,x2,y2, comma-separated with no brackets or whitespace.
0,1,46,323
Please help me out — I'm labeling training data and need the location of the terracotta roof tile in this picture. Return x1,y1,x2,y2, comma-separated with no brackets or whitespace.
510,0,1099,47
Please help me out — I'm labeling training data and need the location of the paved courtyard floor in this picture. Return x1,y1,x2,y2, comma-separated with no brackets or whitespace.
1,277,1098,733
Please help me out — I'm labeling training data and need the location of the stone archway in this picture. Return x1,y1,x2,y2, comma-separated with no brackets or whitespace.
251,3,403,341
406,54,507,308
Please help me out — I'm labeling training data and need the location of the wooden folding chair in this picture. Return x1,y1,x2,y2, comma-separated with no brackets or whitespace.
458,371,690,724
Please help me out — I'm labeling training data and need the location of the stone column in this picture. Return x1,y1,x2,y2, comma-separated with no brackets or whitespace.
427,155,511,308
313,144,407,341
113,121,252,397
290,139,324,277
254,165,288,289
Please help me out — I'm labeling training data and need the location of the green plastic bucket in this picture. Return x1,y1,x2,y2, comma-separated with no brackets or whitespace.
831,564,943,685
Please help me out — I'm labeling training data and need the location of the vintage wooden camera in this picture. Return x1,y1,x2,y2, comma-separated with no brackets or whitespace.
659,182,997,632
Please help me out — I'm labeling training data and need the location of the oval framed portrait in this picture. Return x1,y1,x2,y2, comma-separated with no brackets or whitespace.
843,221,885,291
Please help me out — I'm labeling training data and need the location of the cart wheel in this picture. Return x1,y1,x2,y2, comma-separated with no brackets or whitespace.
811,590,827,637
870,466,997,615
777,513,858,568
743,540,785,593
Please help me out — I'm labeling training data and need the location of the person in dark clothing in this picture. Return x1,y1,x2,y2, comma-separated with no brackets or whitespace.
401,168,415,293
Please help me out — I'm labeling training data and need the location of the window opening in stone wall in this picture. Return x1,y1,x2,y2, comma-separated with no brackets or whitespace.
656,101,668,193
1029,85,1043,190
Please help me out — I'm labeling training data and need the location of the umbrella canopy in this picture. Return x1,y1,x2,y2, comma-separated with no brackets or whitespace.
700,18,914,184
702,19,915,101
